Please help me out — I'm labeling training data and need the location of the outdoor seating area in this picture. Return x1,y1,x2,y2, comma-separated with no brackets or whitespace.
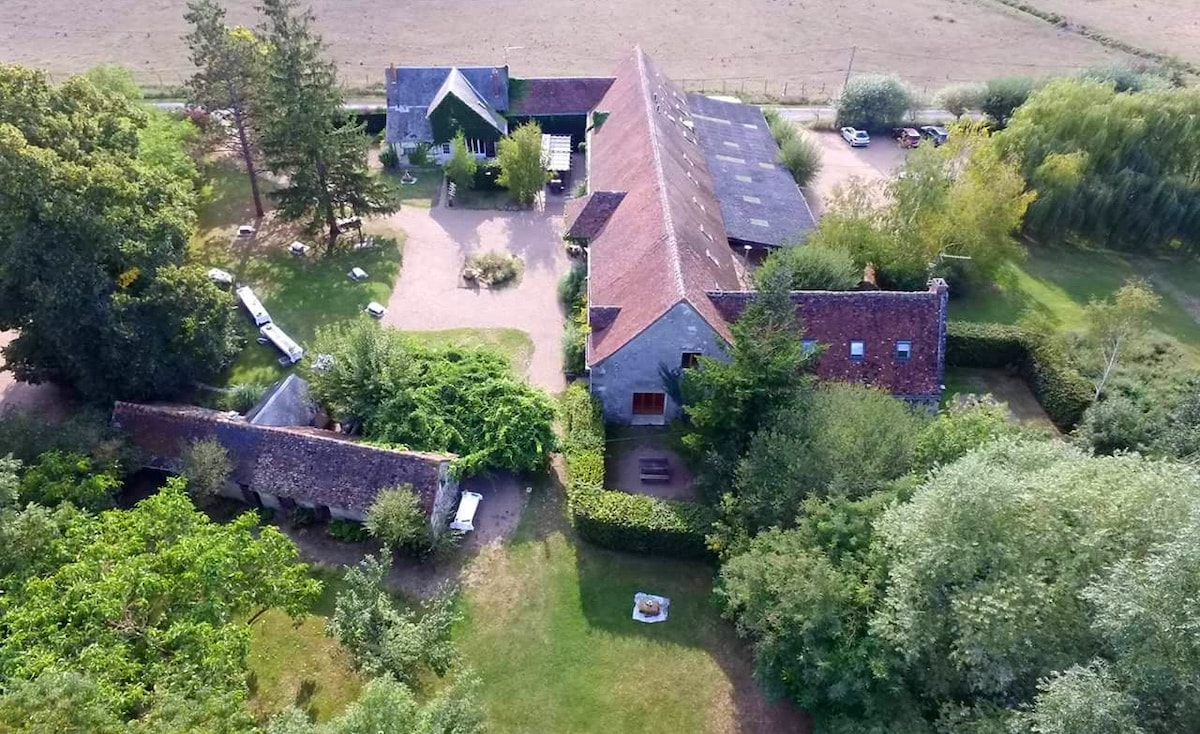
638,457,671,483
605,427,699,501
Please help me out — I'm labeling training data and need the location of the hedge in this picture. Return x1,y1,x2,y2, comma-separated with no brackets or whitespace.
945,321,1092,430
559,385,715,559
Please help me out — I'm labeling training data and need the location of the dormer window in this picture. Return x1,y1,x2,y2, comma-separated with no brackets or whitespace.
895,340,912,361
849,340,865,361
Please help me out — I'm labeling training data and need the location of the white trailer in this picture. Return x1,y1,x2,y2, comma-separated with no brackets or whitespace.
259,322,304,364
236,286,271,326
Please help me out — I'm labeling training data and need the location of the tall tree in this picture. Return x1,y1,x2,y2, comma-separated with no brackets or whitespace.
184,0,268,217
256,0,393,253
1084,279,1161,398
496,121,550,205
0,65,240,400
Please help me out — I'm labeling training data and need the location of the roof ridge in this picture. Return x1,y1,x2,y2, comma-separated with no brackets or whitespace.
634,48,686,299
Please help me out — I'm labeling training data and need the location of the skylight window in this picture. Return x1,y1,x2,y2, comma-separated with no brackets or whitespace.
757,162,775,170
717,154,745,164
742,195,762,204
749,218,769,227
735,175,752,183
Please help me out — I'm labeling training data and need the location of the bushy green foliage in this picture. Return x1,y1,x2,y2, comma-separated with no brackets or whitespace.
755,245,859,291
981,76,1036,126
18,451,121,511
308,320,555,475
327,518,371,543
181,437,232,502
559,265,588,376
836,75,913,130
463,250,522,286
558,385,715,559
0,478,319,717
777,134,822,187
765,112,797,146
365,485,429,552
496,121,550,205
913,397,1019,471
1074,396,1150,455
378,144,400,169
935,82,985,118
996,79,1200,253
945,321,1092,429
443,131,478,190
0,65,241,400
221,381,269,413
327,553,458,684
406,143,431,167
0,408,136,469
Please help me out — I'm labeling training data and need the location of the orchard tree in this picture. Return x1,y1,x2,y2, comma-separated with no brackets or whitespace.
0,65,240,400
496,121,550,205
257,0,393,252
185,0,269,217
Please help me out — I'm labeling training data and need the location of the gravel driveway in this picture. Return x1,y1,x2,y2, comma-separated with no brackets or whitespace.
803,130,907,216
380,198,571,392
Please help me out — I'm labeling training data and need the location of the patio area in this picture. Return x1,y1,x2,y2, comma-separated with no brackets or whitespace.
380,196,571,392
603,426,700,501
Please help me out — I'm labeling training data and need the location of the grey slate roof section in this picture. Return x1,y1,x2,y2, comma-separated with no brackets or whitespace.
385,65,509,145
427,68,508,135
245,374,317,428
685,94,816,247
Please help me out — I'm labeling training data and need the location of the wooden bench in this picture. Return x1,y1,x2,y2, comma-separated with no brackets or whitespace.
638,457,671,484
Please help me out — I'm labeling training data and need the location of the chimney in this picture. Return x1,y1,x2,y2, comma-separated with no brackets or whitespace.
492,68,500,101
929,277,950,295
387,63,395,84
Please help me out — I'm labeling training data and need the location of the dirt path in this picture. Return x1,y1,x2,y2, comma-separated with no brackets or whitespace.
380,198,570,393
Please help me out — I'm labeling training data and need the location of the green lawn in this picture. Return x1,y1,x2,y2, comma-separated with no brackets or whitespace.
381,166,444,208
404,327,534,376
951,243,1200,352
247,566,363,724
457,486,787,734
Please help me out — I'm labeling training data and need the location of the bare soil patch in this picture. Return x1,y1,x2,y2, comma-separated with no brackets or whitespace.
0,0,1136,97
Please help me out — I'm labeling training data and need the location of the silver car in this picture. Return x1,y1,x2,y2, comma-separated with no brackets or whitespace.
840,126,871,147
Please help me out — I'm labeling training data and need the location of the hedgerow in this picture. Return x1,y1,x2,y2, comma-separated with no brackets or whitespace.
945,321,1092,429
559,384,715,559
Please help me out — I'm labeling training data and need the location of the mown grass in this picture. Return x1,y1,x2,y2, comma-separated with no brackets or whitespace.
951,243,1200,354
381,166,444,209
404,327,534,376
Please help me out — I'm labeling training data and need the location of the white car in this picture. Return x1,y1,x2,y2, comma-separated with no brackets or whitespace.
347,267,368,282
840,127,871,147
364,301,386,318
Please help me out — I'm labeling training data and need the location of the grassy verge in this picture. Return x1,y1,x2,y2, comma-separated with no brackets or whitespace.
382,166,444,208
247,566,362,724
404,328,534,376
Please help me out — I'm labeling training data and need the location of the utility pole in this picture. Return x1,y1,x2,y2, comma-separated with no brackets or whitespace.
842,45,857,89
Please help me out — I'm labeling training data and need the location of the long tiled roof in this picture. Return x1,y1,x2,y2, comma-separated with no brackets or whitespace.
687,94,816,247
113,402,454,515
509,77,615,116
583,48,744,365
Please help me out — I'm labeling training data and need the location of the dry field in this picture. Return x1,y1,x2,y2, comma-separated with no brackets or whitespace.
1016,0,1200,64
0,0,1146,98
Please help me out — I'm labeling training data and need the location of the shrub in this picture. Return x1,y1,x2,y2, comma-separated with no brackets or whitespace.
777,135,822,187
1074,396,1149,455
558,385,715,559
836,75,913,130
327,519,371,543
180,437,232,503
379,144,400,170
497,121,551,205
557,265,587,310
935,82,986,118
443,131,477,190
945,321,1092,429
220,382,268,413
766,114,797,146
463,251,522,287
18,451,121,511
756,245,860,291
365,485,429,552
0,408,136,470
981,76,1036,126
406,143,430,166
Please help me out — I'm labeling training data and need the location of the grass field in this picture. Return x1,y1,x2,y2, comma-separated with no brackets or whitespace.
1011,0,1200,66
0,0,1147,98
951,243,1200,354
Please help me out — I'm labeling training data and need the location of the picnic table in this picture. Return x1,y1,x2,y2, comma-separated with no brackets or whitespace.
638,457,671,484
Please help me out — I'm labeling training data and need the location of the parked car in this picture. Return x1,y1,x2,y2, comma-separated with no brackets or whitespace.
893,127,921,148
364,301,386,319
920,125,949,146
840,127,871,147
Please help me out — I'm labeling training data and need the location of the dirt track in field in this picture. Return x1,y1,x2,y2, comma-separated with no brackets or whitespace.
0,0,1145,99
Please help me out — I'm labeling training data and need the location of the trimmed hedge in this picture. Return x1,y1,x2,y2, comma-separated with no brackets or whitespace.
559,385,715,559
946,321,1092,430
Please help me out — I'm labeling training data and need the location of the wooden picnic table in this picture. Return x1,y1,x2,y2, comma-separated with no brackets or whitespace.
638,457,671,483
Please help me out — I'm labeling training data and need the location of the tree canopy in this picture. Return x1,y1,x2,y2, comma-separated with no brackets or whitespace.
0,65,240,400
496,121,550,205
835,75,913,130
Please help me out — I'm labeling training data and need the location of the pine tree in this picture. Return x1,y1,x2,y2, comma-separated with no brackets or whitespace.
184,0,268,218
256,0,393,253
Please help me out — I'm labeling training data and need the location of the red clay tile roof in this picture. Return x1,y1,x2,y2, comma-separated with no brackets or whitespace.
707,280,949,397
585,48,744,365
510,77,615,116
112,402,455,516
565,191,626,240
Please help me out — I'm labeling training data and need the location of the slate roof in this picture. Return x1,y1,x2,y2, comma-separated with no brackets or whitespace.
582,48,745,366
428,68,508,135
707,279,949,397
565,191,626,240
245,374,316,428
385,65,508,145
686,94,816,247
509,77,615,116
113,402,455,516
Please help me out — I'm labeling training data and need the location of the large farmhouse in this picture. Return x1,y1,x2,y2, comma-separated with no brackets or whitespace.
568,49,948,424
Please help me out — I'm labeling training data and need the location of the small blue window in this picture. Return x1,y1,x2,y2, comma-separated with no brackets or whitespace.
801,339,817,354
849,340,865,361
895,340,912,361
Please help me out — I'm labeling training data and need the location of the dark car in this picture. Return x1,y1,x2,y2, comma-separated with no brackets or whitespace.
893,127,921,148
920,125,949,146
